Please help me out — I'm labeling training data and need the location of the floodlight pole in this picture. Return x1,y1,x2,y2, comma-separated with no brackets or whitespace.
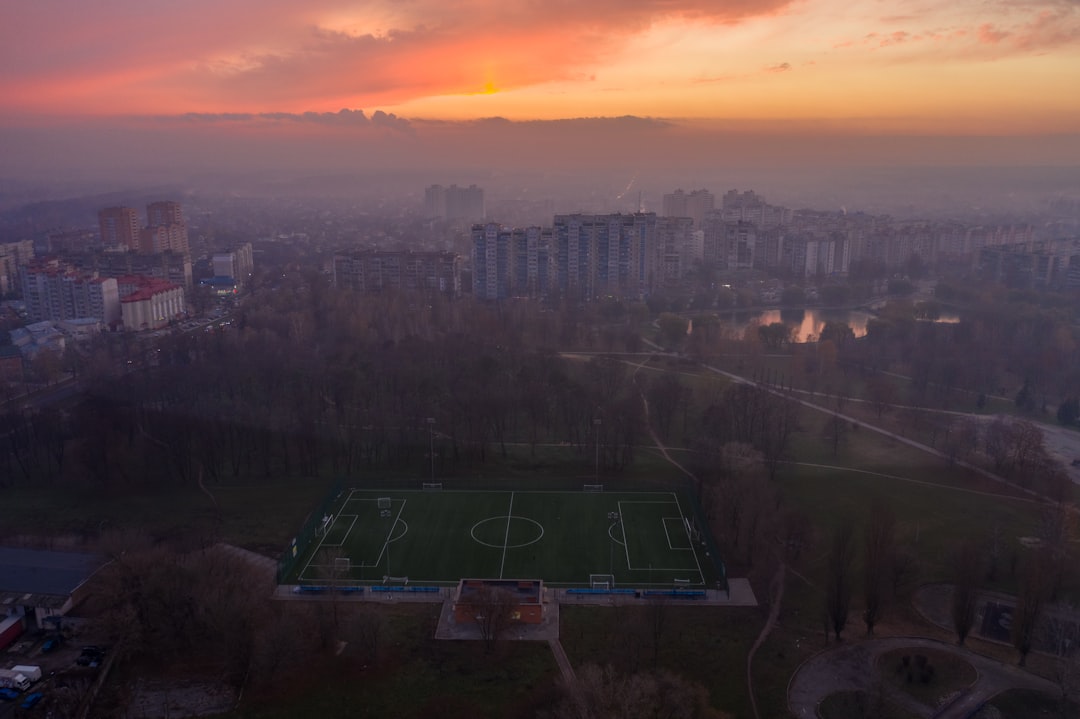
593,418,601,481
426,417,436,482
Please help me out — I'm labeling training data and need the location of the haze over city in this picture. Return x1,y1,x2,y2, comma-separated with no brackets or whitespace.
2,0,1079,200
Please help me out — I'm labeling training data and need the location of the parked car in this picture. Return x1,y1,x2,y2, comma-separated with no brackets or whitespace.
0,687,20,701
20,692,43,710
76,646,106,667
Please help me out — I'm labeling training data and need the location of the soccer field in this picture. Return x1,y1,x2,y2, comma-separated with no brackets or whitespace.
292,488,720,588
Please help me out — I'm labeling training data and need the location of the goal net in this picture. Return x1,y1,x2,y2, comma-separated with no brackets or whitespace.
316,513,335,536
583,484,603,492
333,556,351,573
422,482,443,491
589,574,615,590
377,497,391,509
684,517,702,543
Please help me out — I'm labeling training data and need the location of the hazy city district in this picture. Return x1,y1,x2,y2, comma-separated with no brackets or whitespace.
0,175,1079,719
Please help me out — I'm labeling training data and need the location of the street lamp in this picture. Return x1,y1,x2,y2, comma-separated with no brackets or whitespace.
426,417,436,482
593,418,601,481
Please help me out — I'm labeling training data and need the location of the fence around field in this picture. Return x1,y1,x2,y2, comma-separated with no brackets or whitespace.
276,480,343,584
677,476,728,593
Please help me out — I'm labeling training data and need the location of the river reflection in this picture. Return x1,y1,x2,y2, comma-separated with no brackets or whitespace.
718,308,959,343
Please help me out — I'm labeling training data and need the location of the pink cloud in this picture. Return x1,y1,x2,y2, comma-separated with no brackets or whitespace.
977,23,1010,44
835,1,1080,60
0,0,795,116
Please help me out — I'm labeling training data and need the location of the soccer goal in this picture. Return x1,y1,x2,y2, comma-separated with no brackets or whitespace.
589,573,615,590
315,513,335,537
684,517,702,543
583,484,604,492
333,556,351,574
422,482,443,491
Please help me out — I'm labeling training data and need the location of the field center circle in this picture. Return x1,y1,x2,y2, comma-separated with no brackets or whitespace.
470,516,544,549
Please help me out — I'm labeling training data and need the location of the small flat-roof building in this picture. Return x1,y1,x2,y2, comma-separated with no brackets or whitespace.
0,547,108,650
453,578,545,625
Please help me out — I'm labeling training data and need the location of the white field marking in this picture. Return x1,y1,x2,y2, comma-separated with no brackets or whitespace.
662,517,693,551
471,516,544,549
374,499,408,569
607,522,626,546
672,493,705,585
499,492,515,579
618,501,632,570
321,515,359,548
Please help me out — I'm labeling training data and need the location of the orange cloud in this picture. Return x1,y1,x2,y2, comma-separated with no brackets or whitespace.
0,0,794,117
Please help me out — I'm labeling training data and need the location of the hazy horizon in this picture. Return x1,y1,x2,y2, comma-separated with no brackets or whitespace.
2,0,1079,217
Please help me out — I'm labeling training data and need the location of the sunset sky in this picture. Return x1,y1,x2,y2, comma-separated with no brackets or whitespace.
2,0,1079,177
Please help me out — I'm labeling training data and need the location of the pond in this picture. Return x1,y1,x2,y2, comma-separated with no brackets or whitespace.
717,307,960,342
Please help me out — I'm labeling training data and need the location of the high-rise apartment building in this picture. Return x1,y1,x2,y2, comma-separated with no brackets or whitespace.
552,213,658,299
663,189,715,229
425,184,485,222
654,216,696,286
98,207,140,250
0,240,34,296
18,260,120,325
146,201,184,228
141,201,189,255
470,224,555,301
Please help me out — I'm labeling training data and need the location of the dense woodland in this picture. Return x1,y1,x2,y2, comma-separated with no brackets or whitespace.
3,272,1079,497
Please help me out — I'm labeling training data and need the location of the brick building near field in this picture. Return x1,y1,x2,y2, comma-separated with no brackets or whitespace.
452,578,544,625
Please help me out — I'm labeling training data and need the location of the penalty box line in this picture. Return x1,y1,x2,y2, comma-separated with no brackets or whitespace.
662,517,693,551
673,493,705,585
321,515,359,548
373,498,408,569
618,499,702,574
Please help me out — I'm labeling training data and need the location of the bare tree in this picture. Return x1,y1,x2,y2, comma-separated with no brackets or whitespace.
825,517,856,642
1013,552,1051,666
541,663,729,719
463,585,519,653
862,504,896,635
1041,605,1080,717
950,540,983,646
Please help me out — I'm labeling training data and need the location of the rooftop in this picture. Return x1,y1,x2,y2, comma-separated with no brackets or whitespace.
0,547,108,604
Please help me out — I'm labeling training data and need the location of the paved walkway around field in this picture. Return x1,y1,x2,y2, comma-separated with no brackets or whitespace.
787,636,1059,719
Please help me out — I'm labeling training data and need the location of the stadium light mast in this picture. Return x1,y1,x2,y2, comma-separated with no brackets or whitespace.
593,418,601,481
426,417,436,482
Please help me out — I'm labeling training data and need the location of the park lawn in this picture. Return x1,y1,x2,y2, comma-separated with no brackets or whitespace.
775,461,1042,587
879,648,977,708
